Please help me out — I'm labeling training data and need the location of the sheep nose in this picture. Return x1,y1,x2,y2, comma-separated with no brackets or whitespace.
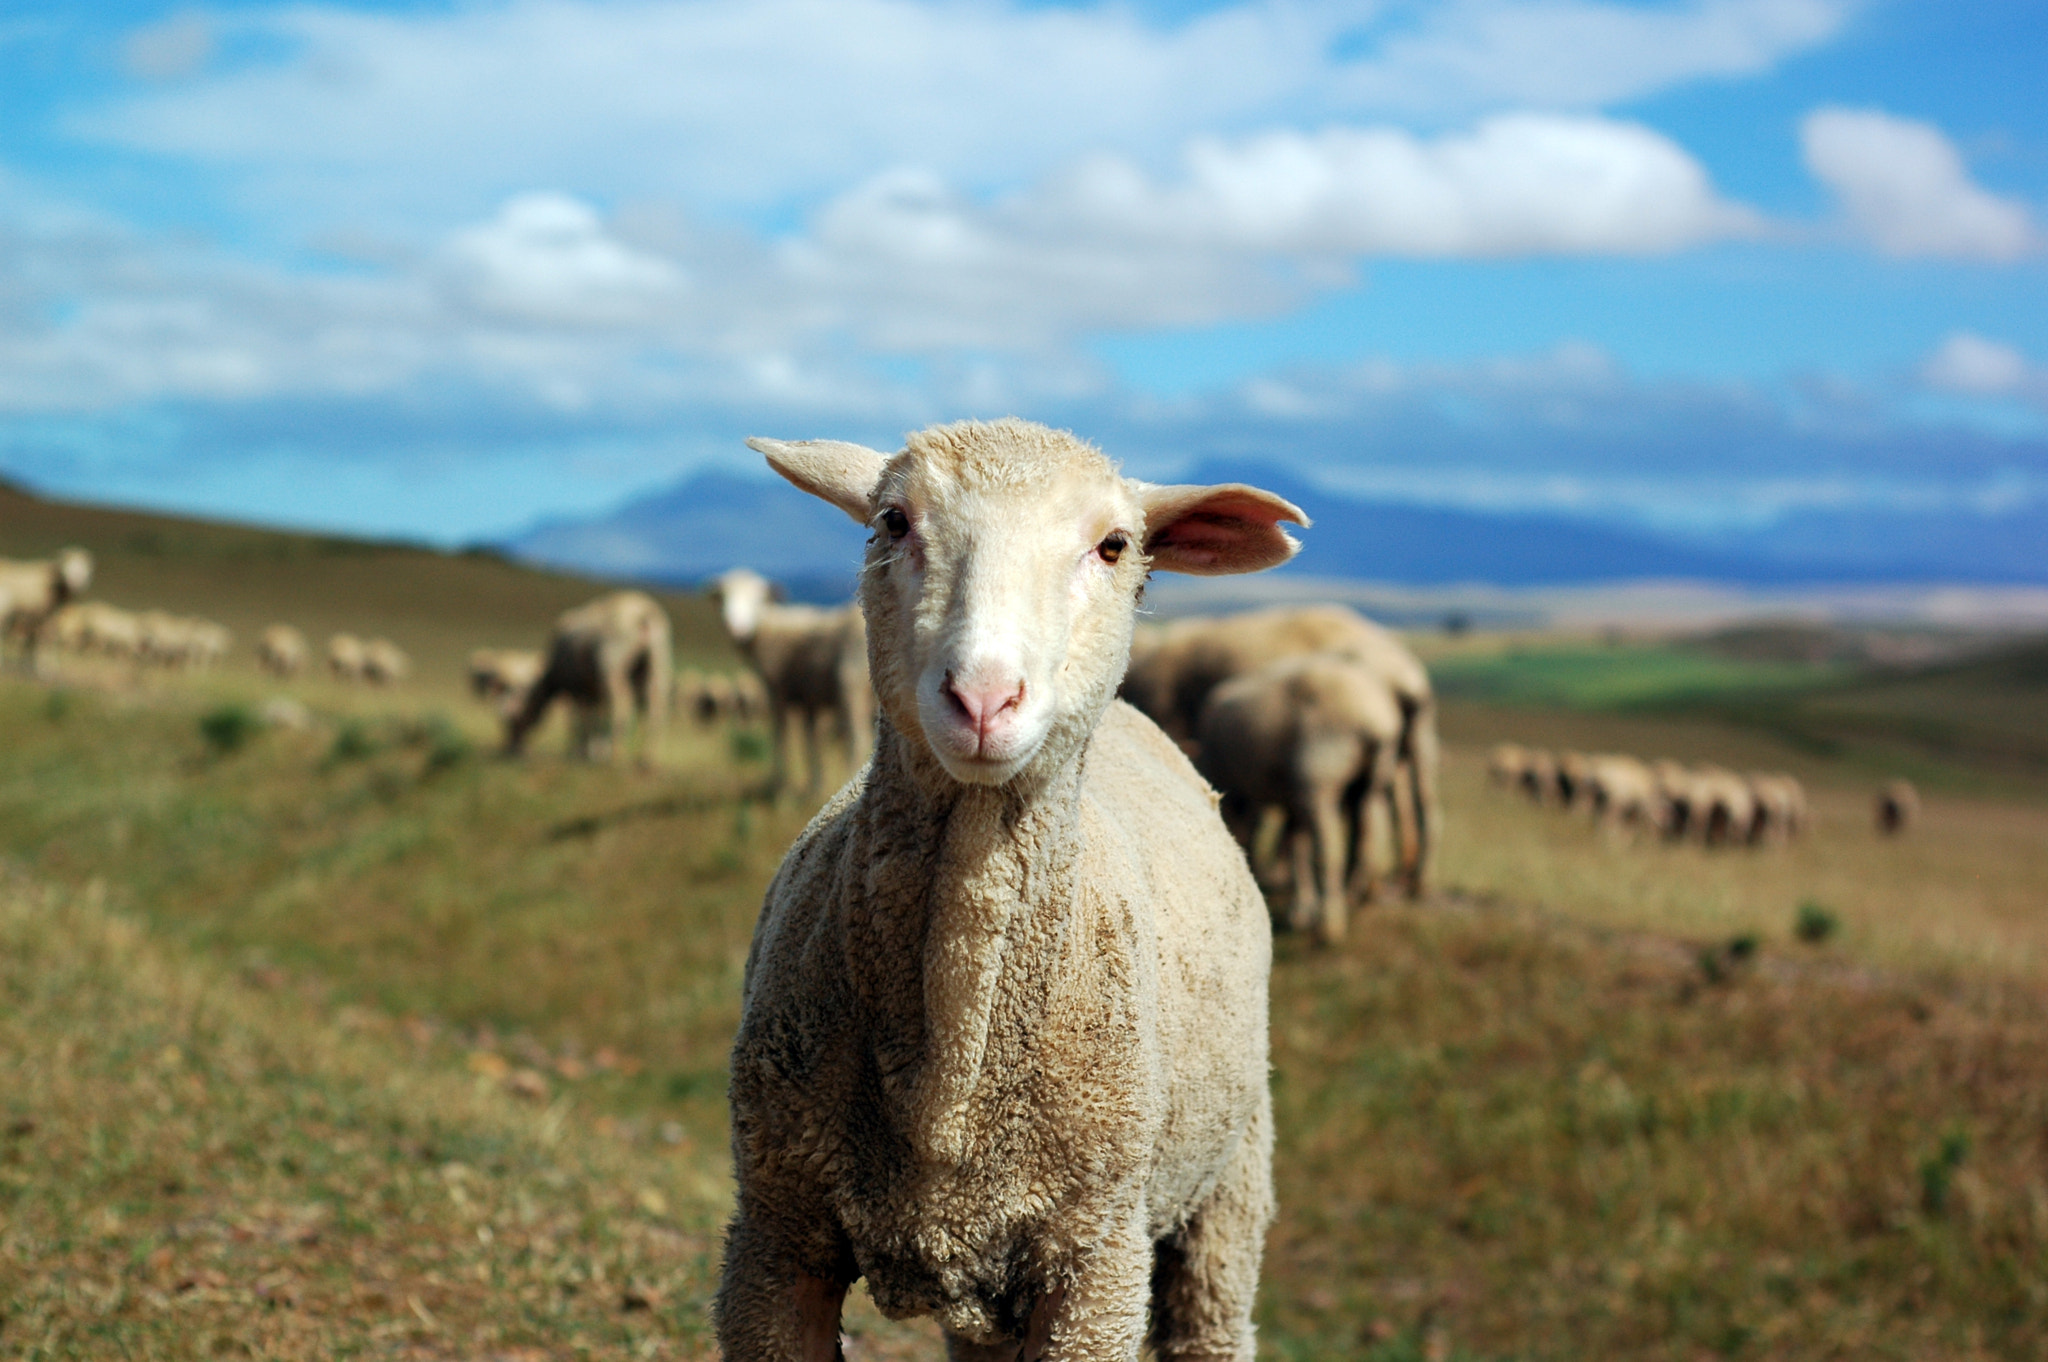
944,670,1026,741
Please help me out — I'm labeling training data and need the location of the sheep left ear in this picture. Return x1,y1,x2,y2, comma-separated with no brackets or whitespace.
1138,482,1308,575
747,437,888,526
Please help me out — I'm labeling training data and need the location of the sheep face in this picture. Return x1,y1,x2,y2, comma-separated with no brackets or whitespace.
56,548,93,597
750,418,1305,788
707,567,777,644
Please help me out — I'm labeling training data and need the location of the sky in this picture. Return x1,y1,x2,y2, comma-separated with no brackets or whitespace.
0,0,2043,550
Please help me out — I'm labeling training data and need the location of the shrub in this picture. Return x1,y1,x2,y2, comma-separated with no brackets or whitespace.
1794,900,1840,944
198,703,259,755
327,720,377,764
728,728,771,764
1920,1129,1971,1215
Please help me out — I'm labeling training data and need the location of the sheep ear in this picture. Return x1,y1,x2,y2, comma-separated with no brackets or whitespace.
1138,482,1308,576
747,437,888,526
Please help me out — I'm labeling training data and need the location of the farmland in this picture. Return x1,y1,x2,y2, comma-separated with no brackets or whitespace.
3,489,2047,1359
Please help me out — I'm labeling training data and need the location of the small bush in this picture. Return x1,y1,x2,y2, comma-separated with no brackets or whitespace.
1920,1129,1971,1215
199,704,259,755
1794,900,1840,944
328,720,377,764
728,728,771,764
416,714,473,773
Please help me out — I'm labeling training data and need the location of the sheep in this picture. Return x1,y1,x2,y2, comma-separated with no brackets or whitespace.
719,419,1300,1362
0,547,93,669
468,647,545,706
708,567,873,797
1583,753,1658,830
1678,765,1756,846
327,633,367,682
1745,772,1807,844
1517,748,1559,805
361,638,410,686
257,625,310,678
503,591,672,764
1876,779,1920,836
1552,750,1593,809
1488,742,1530,789
1119,604,1439,898
1194,653,1403,942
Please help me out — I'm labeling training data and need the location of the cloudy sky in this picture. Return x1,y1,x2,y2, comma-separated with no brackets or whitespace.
0,0,2043,549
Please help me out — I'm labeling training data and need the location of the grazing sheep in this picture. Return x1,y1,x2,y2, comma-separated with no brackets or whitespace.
1680,766,1756,846
1487,742,1530,788
360,638,410,686
1553,750,1592,809
709,567,872,797
468,647,545,706
1517,748,1559,805
1746,772,1807,844
1584,753,1659,830
1119,604,1438,898
257,625,310,678
1195,653,1403,942
0,547,93,668
503,591,672,764
327,633,367,682
719,419,1299,1362
1876,779,1920,836
1649,759,1695,837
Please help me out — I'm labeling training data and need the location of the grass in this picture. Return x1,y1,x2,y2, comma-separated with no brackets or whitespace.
7,486,2048,1356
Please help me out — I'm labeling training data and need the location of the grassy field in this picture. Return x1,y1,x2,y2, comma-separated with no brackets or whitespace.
5,490,2048,1358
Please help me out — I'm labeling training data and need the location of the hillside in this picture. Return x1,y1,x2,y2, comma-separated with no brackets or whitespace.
0,481,741,683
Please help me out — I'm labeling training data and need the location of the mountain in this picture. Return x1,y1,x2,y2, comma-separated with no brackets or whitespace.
504,464,2048,592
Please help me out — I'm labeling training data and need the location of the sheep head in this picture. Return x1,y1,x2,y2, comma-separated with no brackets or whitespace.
55,547,92,598
707,567,781,644
750,418,1305,788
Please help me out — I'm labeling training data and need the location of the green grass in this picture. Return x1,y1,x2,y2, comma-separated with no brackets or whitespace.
1427,640,1845,711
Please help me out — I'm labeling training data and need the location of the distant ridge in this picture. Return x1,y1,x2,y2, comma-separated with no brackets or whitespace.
504,463,2048,592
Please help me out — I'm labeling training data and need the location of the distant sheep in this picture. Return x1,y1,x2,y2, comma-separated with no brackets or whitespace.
0,547,93,668
720,420,1297,1360
1876,779,1920,836
327,633,367,682
503,591,672,764
360,638,411,686
468,647,545,705
708,567,871,796
257,625,310,678
1746,772,1807,844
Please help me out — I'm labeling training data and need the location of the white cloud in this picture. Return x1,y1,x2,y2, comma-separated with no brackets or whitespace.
444,193,688,327
1922,332,2028,395
1335,0,1852,112
1025,114,1757,257
121,12,214,81
73,0,1845,235
1802,107,2036,261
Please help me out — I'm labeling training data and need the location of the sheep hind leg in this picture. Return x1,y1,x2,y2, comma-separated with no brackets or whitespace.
1149,1103,1273,1362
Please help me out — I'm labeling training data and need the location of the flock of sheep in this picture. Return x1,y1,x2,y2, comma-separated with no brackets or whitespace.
1487,743,1808,845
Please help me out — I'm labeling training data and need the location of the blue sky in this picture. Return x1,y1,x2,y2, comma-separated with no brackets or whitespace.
0,0,2043,550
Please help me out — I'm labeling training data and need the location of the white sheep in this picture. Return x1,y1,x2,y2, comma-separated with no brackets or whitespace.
503,591,671,764
0,547,93,669
360,637,411,686
1194,652,1404,942
719,419,1303,1362
327,632,367,682
708,567,872,797
257,624,310,678
1120,604,1439,898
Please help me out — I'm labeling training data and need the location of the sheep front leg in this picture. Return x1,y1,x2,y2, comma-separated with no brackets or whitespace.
1148,1103,1273,1362
715,1215,850,1361
1031,1219,1153,1361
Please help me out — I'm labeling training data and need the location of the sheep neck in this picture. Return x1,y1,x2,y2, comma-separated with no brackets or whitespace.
849,714,1086,1165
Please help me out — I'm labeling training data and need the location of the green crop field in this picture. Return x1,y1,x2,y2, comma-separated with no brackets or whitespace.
4,489,2047,1359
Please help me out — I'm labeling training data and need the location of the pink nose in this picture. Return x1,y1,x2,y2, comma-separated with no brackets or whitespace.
945,671,1026,746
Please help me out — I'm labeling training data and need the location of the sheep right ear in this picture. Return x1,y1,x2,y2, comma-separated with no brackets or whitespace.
747,437,888,526
1138,482,1308,576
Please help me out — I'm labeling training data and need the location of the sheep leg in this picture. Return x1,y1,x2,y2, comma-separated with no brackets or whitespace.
1308,790,1349,944
602,659,636,765
801,707,824,798
1403,711,1439,899
1028,1216,1152,1360
1284,817,1317,936
1343,762,1381,909
1149,1102,1273,1362
714,1217,849,1361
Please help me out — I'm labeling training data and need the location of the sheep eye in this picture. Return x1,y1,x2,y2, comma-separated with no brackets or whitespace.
881,507,911,540
1096,533,1127,565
